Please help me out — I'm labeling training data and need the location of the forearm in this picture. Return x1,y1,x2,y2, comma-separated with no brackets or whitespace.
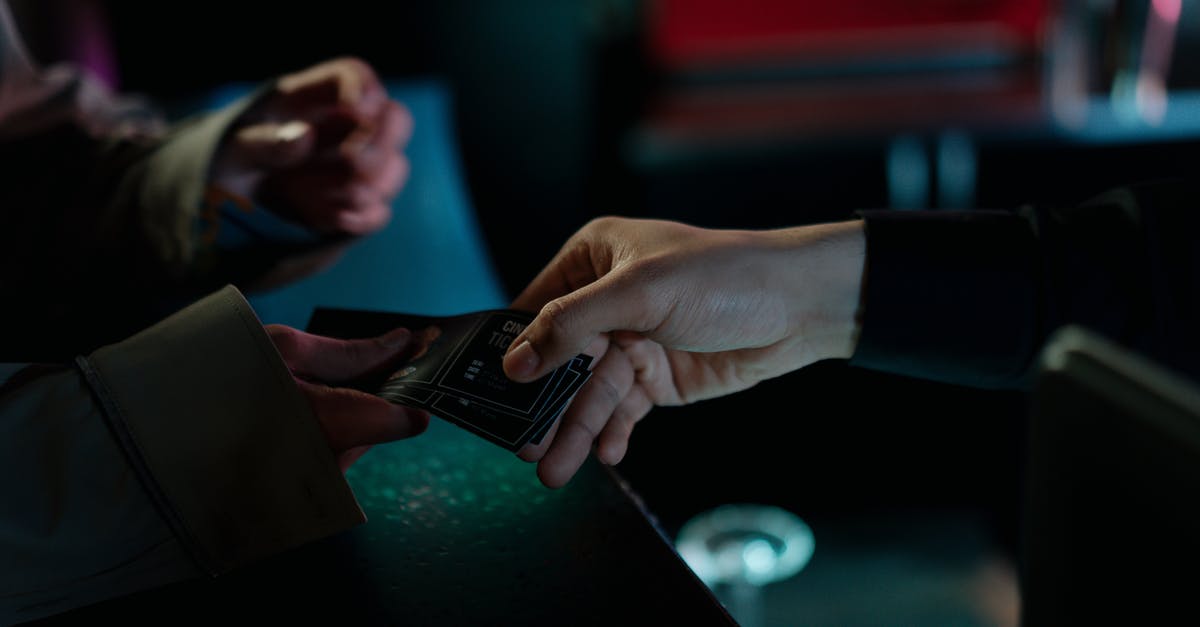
0,287,363,622
761,220,866,363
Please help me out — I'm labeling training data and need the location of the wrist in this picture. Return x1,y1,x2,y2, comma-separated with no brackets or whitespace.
767,220,866,361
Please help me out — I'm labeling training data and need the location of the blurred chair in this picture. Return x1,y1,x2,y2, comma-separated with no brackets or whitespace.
1022,327,1200,624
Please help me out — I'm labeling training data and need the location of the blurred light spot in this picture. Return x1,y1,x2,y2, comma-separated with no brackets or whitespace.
1111,70,1142,126
676,504,814,588
1153,0,1182,23
886,135,929,210
742,539,779,580
936,130,976,209
1136,73,1169,126
1048,14,1090,131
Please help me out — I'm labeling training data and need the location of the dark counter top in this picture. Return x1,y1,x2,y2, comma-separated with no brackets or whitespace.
33,80,730,626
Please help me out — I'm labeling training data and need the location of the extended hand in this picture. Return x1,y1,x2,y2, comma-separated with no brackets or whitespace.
266,325,430,471
502,217,865,487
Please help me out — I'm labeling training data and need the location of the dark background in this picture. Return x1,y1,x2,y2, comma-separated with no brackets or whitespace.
12,0,1200,605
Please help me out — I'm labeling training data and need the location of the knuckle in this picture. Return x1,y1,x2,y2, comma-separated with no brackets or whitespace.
390,156,410,186
586,215,621,233
397,102,414,126
619,258,675,323
538,299,574,342
593,374,625,409
333,56,371,75
625,255,670,287
614,403,644,430
571,417,601,442
337,337,370,364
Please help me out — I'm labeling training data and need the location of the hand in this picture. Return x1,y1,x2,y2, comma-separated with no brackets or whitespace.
211,57,413,235
502,217,866,488
266,325,430,471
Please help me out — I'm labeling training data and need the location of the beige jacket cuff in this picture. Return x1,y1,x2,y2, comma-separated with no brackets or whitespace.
116,86,268,272
78,285,365,575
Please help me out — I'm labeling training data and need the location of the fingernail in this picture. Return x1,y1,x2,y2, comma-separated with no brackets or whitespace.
504,340,540,379
377,327,411,349
342,126,373,154
275,120,310,142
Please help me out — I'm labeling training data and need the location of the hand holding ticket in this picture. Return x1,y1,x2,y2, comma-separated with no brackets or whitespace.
307,308,592,451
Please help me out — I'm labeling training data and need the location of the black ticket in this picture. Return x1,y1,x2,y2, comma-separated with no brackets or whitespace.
307,307,591,451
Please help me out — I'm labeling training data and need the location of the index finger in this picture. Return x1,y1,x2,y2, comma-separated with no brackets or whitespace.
275,57,387,122
510,244,596,315
503,266,662,383
535,342,635,488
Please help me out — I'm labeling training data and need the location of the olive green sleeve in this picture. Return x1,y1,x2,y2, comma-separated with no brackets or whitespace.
1,286,363,623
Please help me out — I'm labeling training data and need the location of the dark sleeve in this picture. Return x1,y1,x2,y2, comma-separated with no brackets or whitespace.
848,180,1200,388
0,92,268,359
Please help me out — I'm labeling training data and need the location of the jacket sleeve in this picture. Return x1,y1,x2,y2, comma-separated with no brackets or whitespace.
849,180,1200,388
0,68,261,281
0,80,271,352
0,1,286,359
0,286,364,624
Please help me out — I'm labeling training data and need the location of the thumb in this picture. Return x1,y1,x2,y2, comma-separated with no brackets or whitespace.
228,120,315,170
299,381,431,453
503,271,652,383
266,325,417,384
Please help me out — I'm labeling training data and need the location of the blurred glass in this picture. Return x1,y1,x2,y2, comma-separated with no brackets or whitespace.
1049,0,1193,133
677,504,815,627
